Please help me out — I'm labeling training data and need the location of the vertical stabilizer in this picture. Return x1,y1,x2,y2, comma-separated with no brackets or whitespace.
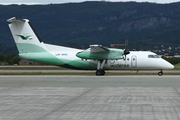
7,17,47,53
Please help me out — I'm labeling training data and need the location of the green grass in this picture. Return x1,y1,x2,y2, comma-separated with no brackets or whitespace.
0,65,180,75
0,72,179,75
0,65,180,70
174,63,180,70
0,66,66,70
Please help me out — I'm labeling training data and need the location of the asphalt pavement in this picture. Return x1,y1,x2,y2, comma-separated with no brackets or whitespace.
0,75,180,120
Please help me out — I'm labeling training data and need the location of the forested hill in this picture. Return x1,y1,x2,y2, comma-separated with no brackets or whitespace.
1,1,180,54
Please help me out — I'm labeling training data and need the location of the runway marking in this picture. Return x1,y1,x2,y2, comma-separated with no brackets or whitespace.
173,87,180,97
37,87,95,120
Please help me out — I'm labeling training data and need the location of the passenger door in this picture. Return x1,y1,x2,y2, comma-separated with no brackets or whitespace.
131,55,137,68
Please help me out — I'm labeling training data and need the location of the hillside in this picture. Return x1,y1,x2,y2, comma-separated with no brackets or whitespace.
1,1,180,54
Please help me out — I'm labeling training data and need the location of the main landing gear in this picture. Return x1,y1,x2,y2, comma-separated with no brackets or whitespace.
96,70,105,76
158,70,163,76
96,60,106,76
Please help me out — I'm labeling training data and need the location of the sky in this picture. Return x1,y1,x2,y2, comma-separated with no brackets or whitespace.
0,0,179,5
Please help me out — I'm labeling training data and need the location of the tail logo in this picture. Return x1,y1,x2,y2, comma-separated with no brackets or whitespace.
16,35,31,40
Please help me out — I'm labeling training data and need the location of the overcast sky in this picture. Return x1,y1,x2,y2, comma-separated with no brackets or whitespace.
0,0,179,5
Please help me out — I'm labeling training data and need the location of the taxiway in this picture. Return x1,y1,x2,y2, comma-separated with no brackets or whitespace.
0,75,180,119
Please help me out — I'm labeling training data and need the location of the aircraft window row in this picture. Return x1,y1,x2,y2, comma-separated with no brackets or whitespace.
148,55,160,58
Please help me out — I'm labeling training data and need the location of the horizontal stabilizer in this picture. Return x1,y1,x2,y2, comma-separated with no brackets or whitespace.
7,17,25,23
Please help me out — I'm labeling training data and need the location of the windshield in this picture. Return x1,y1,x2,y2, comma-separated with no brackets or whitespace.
148,55,160,58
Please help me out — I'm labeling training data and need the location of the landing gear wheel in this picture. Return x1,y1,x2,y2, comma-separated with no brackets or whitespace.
158,71,163,76
96,70,105,76
101,70,105,75
96,70,101,76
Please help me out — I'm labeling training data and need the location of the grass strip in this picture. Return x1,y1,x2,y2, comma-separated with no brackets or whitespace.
0,66,180,70
0,67,66,70
0,72,180,75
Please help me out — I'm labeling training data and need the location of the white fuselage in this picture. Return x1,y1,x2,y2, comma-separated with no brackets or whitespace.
104,51,174,70
47,45,174,70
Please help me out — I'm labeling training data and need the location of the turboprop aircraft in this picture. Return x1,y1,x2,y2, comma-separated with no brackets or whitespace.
7,17,174,76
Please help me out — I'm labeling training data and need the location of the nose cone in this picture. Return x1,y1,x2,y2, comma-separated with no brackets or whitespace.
162,59,174,69
166,62,174,69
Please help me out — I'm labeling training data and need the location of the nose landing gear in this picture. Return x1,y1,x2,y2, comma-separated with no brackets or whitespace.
158,70,163,76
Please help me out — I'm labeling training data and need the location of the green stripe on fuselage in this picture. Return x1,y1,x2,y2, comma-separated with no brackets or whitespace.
16,43,65,65
16,43,98,69
16,43,47,53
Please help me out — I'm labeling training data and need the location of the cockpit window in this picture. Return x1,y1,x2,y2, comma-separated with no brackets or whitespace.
148,55,160,58
148,55,155,58
154,55,160,58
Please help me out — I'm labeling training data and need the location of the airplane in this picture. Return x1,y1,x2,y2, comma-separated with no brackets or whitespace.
7,17,174,76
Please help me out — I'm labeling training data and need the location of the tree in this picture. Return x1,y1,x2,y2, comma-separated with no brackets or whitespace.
5,54,21,65
5,54,11,64
163,57,180,65
11,55,21,65
0,53,5,62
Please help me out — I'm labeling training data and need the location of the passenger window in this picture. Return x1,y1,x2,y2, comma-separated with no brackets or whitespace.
127,58,129,61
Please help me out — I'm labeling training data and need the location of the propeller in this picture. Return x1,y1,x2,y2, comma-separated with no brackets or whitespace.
123,40,130,60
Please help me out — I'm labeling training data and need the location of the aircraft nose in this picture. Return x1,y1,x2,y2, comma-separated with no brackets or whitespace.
164,60,174,69
168,63,174,69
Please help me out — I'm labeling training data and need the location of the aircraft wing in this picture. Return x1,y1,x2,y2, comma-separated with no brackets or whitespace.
76,45,124,60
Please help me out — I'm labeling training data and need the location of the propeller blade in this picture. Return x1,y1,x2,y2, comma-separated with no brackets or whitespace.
123,40,130,60
124,50,130,55
124,40,130,55
125,39,128,50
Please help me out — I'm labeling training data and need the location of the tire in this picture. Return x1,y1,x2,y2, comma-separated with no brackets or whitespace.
101,70,105,75
96,70,101,76
96,70,105,76
158,72,163,76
